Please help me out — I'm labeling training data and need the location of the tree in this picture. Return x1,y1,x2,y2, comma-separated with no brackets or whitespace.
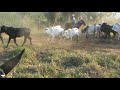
44,12,59,26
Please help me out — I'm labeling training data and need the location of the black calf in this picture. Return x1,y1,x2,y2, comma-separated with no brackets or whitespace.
101,23,117,39
0,25,32,47
0,34,3,44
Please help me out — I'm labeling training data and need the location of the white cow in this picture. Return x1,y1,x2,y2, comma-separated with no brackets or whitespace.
82,24,101,39
63,28,80,41
112,23,120,40
44,25,64,43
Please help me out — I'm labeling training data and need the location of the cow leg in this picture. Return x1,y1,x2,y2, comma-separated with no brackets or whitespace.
112,32,116,39
97,31,101,38
70,36,72,41
106,33,109,39
96,31,98,38
108,33,111,39
28,36,32,45
104,33,108,39
77,35,79,41
13,38,19,46
93,30,96,38
22,36,27,46
53,37,55,43
62,36,65,44
47,36,50,42
76,33,79,41
118,35,120,40
98,31,101,38
59,36,62,44
51,36,55,43
6,37,11,47
0,34,3,44
86,33,89,39
101,32,105,39
118,33,120,40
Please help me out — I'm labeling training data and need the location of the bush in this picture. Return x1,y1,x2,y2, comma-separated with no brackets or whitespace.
61,57,84,68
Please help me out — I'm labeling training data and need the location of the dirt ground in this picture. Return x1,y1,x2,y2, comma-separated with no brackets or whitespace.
1,32,120,54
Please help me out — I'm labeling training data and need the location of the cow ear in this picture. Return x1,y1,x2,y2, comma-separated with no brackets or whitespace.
0,68,5,78
0,49,25,76
4,26,7,30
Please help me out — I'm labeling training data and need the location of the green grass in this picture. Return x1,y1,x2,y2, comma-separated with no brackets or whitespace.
0,45,119,78
1,35,120,78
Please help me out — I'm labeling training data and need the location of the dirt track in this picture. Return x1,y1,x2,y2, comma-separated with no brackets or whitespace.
1,32,120,54
31,33,120,54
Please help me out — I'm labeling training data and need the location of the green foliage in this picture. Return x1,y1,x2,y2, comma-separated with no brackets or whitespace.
61,57,84,68
0,12,116,30
1,44,120,78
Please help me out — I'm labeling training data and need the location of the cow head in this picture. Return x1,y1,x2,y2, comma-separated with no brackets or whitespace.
82,26,89,33
1,25,8,33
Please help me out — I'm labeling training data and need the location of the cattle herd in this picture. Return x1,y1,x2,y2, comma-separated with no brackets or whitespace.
44,22,120,43
0,20,120,47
